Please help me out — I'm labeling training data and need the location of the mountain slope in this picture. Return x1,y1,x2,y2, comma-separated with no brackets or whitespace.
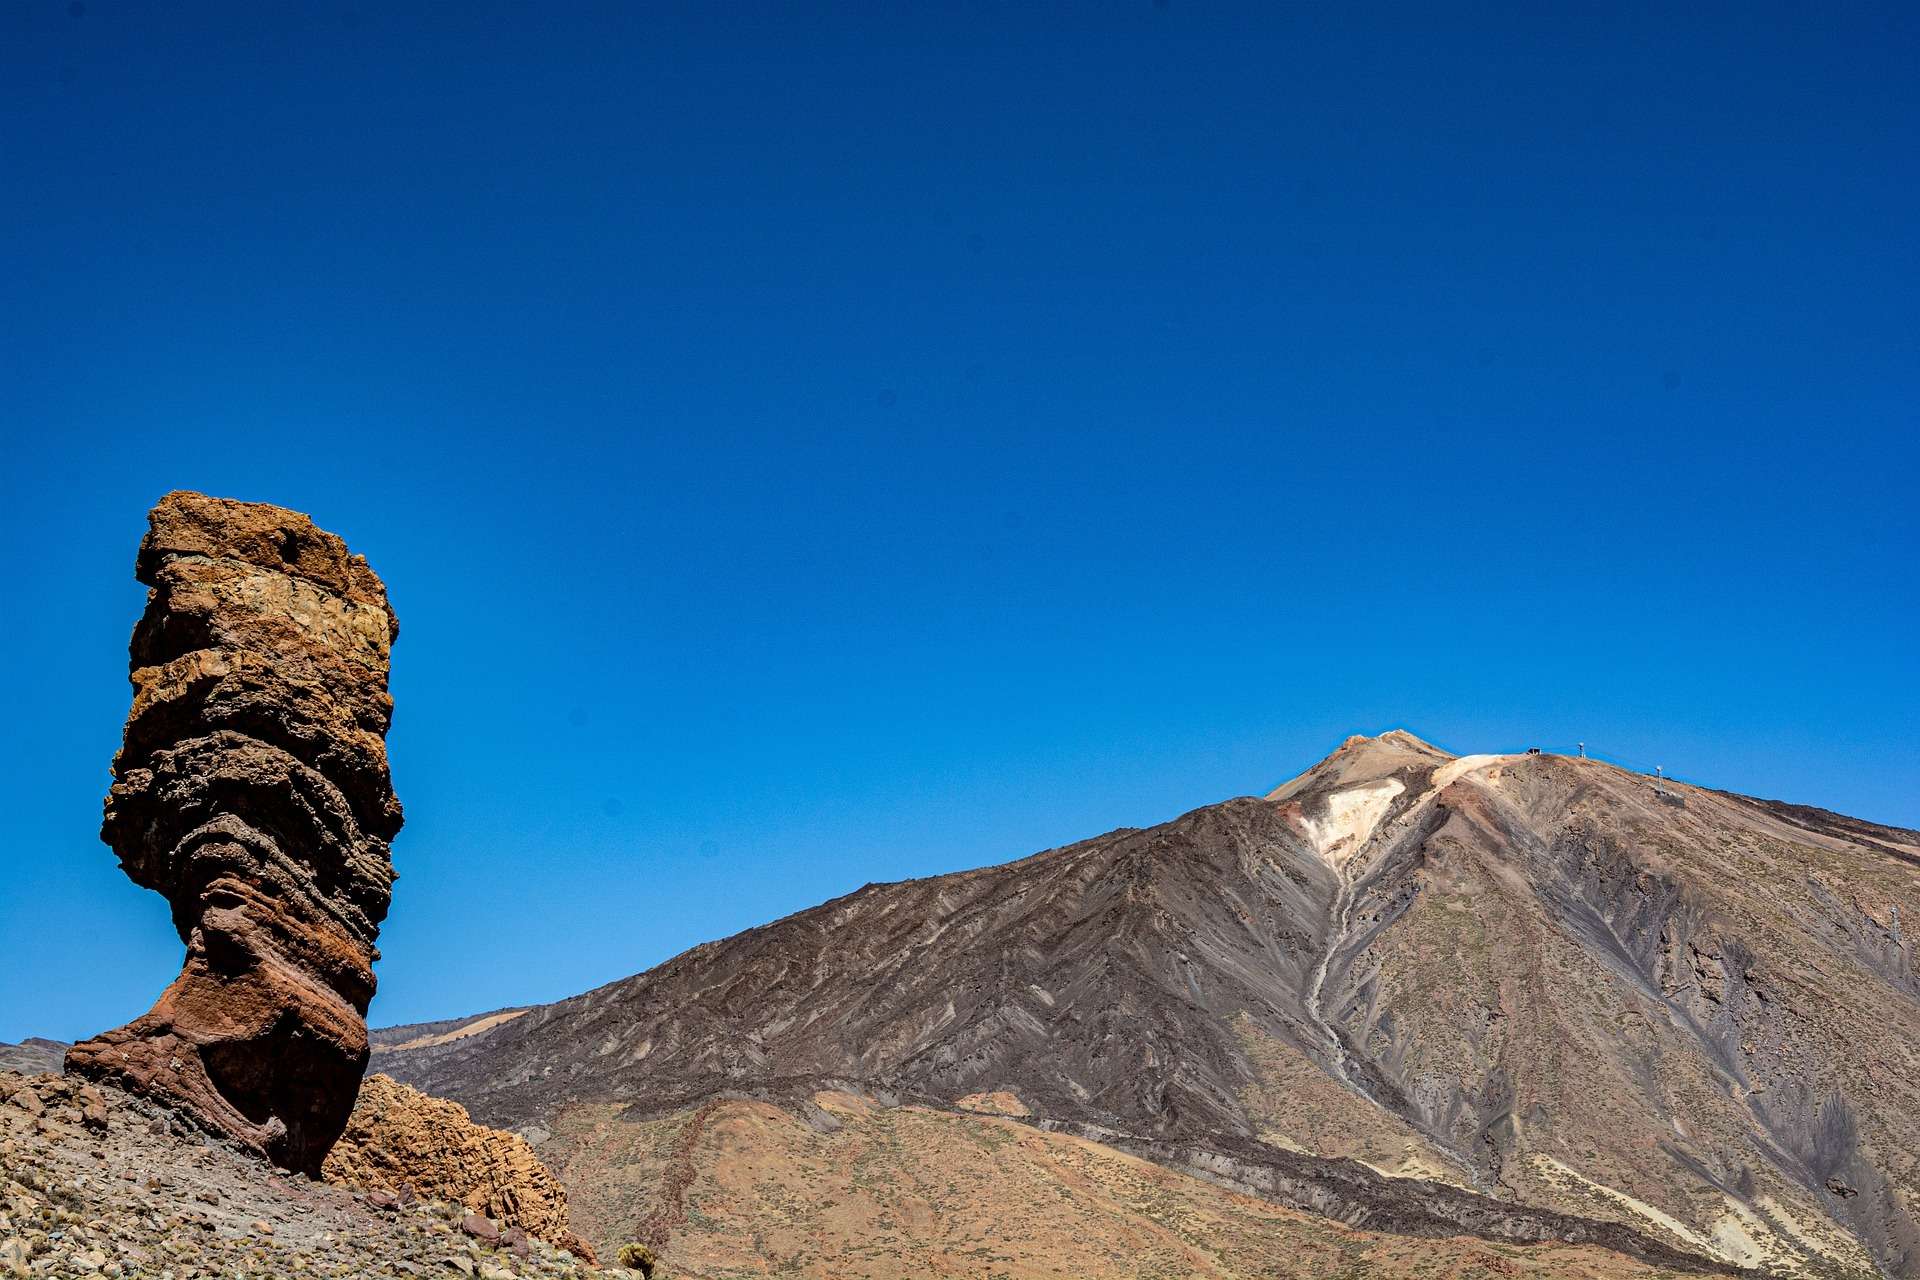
378,733,1920,1277
541,1089,1734,1280
0,1038,66,1075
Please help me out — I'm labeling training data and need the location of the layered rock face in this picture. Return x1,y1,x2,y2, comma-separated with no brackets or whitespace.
66,491,402,1175
323,1074,596,1262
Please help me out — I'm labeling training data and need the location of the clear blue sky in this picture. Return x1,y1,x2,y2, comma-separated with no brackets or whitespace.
3,2,1915,1042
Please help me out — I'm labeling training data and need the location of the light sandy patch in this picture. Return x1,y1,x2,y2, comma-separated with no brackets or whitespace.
1531,1155,1829,1274
1532,1155,1719,1256
1300,780,1403,863
1429,753,1511,792
1357,1145,1471,1187
1703,1198,1832,1273
375,1009,528,1053
1255,1130,1310,1155
1758,1196,1878,1270
953,1091,1032,1117
1707,1202,1776,1269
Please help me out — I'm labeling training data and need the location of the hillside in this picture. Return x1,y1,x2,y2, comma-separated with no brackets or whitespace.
377,733,1920,1277
544,1090,1732,1280
0,1069,606,1278
0,1041,64,1077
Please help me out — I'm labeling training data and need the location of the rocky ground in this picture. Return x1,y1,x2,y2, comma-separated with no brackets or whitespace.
0,1072,635,1279
325,1076,598,1263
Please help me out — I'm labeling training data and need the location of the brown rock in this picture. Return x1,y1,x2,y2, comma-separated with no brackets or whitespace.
324,1075,594,1262
66,492,403,1176
76,1086,108,1133
460,1213,499,1243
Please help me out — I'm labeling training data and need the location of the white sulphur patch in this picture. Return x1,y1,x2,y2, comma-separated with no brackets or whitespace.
1529,1156,1839,1274
1428,753,1508,792
1302,779,1404,863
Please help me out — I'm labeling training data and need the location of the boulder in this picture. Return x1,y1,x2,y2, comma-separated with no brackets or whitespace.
325,1074,595,1262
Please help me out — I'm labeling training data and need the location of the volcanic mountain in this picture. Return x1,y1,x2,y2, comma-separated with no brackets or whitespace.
377,733,1920,1278
0,1038,66,1075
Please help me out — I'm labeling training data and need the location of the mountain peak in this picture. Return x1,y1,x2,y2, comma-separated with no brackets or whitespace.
1372,727,1448,753
1267,728,1453,802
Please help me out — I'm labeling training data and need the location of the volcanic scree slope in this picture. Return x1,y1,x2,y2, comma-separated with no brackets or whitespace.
378,732,1920,1277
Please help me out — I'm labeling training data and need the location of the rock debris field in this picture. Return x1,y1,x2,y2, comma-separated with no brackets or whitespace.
0,1072,632,1279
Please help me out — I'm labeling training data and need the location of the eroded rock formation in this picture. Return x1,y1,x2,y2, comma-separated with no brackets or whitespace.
66,491,402,1175
323,1074,596,1262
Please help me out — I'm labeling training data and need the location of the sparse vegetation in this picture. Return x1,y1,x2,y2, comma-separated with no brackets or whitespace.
617,1241,659,1276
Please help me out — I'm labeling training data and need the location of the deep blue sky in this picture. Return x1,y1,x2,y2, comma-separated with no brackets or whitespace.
3,2,1915,1042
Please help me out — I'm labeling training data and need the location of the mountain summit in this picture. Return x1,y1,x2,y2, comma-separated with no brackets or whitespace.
379,736,1920,1277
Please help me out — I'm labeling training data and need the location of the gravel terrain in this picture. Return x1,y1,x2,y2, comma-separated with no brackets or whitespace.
0,1072,631,1279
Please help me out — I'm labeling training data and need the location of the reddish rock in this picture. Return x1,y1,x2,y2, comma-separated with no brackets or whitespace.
461,1213,500,1243
324,1074,596,1262
66,492,402,1176
77,1084,109,1132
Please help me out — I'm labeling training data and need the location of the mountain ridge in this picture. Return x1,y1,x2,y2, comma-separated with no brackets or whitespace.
376,735,1920,1277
